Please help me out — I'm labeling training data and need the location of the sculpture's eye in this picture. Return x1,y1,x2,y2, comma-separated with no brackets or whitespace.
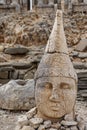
60,83,70,89
45,83,52,89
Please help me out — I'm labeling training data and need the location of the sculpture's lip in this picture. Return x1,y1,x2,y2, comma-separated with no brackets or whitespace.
50,106,60,111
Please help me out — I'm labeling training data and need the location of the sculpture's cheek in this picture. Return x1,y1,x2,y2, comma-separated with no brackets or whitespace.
63,90,76,113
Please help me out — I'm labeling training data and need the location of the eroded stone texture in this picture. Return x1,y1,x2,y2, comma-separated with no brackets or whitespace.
0,79,35,110
35,10,77,122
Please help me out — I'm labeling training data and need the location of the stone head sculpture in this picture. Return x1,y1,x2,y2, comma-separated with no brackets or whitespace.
34,10,78,122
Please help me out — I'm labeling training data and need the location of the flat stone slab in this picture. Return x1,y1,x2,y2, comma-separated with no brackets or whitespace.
61,120,77,126
73,62,87,69
0,79,35,110
75,39,87,52
12,62,33,69
78,52,87,59
4,47,29,55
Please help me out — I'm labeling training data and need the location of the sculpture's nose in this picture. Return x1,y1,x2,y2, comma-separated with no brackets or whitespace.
49,89,59,102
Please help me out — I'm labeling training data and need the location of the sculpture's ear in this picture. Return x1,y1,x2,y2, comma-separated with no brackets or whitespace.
64,109,75,121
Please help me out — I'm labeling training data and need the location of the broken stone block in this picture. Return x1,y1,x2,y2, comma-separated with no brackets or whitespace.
61,120,77,126
21,125,35,130
44,120,51,128
18,115,29,128
0,45,4,52
49,128,57,130
70,126,78,130
29,118,43,128
51,122,61,129
26,107,37,119
75,39,87,52
38,125,46,130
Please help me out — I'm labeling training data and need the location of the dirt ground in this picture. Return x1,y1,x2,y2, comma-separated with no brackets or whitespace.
0,100,87,130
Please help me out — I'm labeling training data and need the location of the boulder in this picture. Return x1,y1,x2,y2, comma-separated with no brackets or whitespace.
0,79,35,110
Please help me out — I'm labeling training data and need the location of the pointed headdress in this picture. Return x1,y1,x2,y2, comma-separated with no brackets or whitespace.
35,10,77,83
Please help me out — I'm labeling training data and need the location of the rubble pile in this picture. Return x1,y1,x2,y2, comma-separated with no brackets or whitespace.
15,107,86,130
0,11,54,46
0,12,87,46
64,14,87,45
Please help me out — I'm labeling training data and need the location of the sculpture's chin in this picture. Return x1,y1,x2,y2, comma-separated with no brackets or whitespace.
37,109,66,122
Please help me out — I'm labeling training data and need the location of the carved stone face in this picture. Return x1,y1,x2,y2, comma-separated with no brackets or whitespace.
35,77,77,120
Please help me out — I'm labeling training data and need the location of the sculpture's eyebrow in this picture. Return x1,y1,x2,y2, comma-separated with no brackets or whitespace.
60,82,69,85
36,82,47,87
36,82,52,88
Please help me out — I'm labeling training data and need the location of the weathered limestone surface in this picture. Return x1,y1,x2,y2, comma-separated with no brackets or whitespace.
75,39,87,52
0,79,35,110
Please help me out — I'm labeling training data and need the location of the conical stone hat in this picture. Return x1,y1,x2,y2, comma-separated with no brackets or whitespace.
35,10,77,82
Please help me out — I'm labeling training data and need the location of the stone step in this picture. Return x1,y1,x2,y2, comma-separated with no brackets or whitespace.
78,85,87,90
77,72,87,78
78,81,87,84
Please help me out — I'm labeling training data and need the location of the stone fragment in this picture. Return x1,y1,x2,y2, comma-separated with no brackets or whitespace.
70,126,78,130
26,107,37,119
12,62,32,69
49,128,57,130
14,24,23,35
21,126,35,130
44,120,51,128
61,120,77,126
0,45,4,52
78,53,87,59
60,126,66,130
75,39,87,52
0,79,35,110
29,118,43,128
38,125,45,130
0,55,8,62
70,51,79,57
51,122,61,129
15,124,21,130
18,115,29,128
11,1,20,12
65,128,70,130
76,116,85,130
0,0,5,5
64,113,74,121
